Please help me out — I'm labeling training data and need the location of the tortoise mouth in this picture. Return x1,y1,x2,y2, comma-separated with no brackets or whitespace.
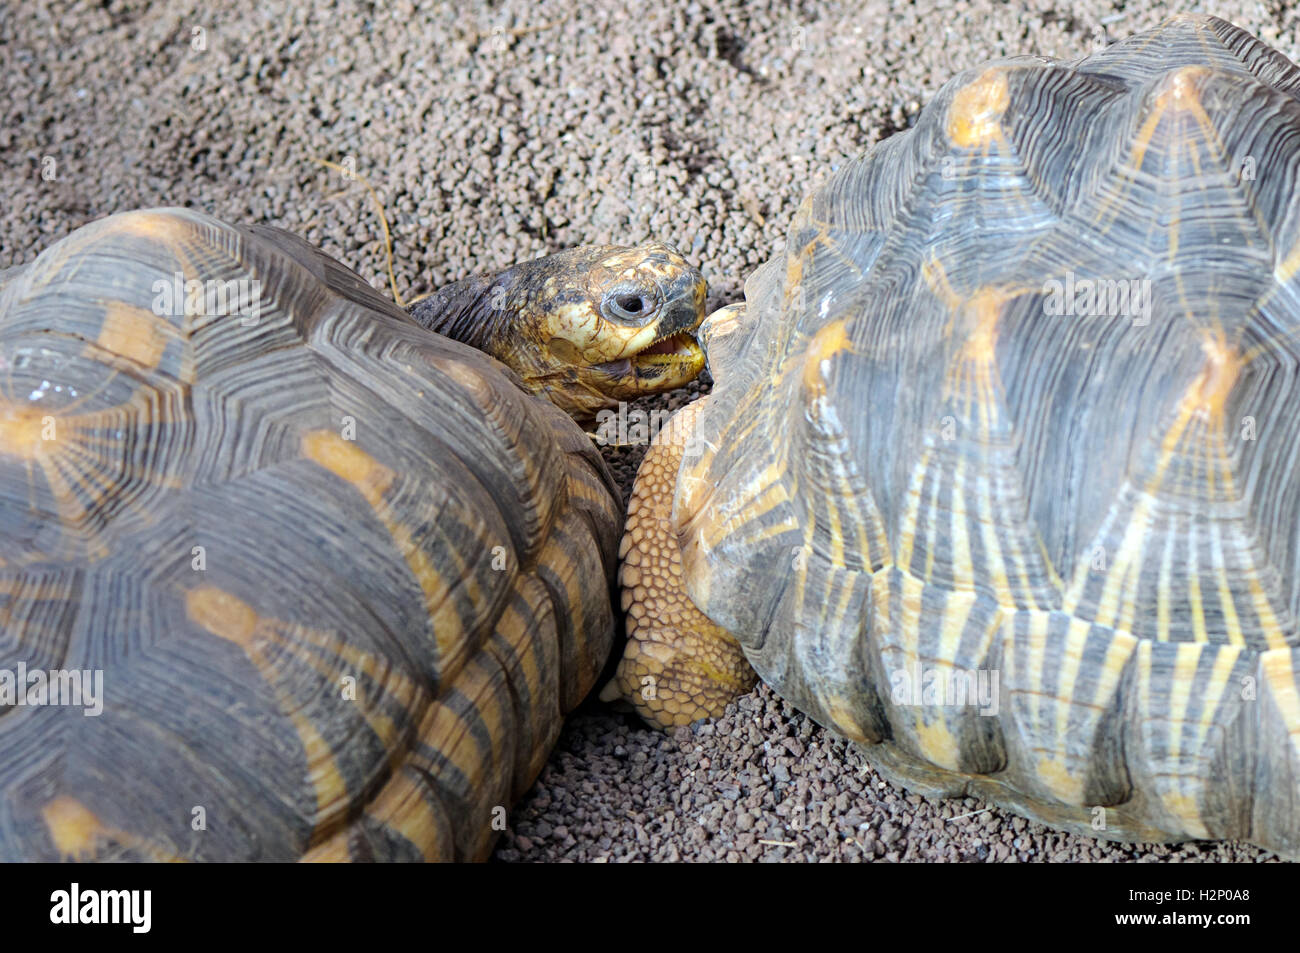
633,331,701,365
590,332,705,394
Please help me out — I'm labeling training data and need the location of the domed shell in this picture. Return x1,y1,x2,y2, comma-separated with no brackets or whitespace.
0,208,621,861
680,15,1300,856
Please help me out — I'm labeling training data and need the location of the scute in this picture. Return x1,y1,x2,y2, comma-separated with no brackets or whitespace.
0,208,621,860
680,15,1300,856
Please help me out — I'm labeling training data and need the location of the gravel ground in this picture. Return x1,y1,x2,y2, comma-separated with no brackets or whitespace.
2,0,1292,862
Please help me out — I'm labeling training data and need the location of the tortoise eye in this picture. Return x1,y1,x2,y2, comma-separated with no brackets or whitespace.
605,290,658,322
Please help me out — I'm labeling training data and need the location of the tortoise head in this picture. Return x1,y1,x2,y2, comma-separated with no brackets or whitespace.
410,242,707,424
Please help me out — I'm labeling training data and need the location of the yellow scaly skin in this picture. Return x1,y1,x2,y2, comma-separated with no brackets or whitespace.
604,305,759,729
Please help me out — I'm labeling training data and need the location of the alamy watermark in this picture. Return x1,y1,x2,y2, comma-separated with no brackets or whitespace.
595,403,672,446
890,662,1000,716
0,664,103,716
1042,271,1151,326
152,272,263,326
594,401,701,449
50,883,150,933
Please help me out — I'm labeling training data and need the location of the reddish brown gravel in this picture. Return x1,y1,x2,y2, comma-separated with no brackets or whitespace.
2,0,1290,862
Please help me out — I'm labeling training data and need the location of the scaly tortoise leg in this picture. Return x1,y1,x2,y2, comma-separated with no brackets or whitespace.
601,307,758,729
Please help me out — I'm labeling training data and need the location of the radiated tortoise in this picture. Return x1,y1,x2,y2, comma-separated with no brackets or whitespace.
612,14,1300,859
0,207,704,861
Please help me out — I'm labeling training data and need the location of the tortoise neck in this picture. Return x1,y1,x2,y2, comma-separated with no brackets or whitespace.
406,266,528,354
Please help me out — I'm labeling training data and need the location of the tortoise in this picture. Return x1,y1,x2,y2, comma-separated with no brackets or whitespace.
8,12,1300,865
0,206,704,861
609,14,1300,858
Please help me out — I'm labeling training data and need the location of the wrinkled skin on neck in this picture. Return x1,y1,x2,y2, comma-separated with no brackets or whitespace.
408,242,706,424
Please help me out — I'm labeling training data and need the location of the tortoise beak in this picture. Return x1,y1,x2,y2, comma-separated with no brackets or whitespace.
656,283,707,339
